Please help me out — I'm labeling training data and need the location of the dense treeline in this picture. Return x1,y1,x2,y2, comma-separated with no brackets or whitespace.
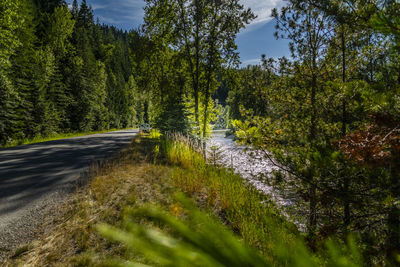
230,0,400,264
0,0,148,145
0,0,240,145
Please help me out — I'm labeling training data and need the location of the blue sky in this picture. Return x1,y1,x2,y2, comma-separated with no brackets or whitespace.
66,0,290,67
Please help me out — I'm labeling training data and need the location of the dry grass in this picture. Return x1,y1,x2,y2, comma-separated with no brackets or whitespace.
5,136,175,266
5,134,302,266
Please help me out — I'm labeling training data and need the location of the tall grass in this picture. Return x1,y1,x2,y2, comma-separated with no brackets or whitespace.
157,134,364,266
162,133,205,169
6,133,364,266
99,192,362,267
161,134,299,264
99,193,271,267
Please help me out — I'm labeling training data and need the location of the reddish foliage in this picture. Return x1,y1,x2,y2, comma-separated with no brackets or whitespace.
336,113,400,167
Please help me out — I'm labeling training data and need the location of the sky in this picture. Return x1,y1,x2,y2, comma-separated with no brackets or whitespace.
66,0,291,67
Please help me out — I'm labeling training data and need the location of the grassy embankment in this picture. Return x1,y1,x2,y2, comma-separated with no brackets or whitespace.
2,128,137,148
6,132,361,266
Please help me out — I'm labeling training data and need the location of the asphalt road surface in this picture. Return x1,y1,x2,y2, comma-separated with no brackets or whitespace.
0,129,137,255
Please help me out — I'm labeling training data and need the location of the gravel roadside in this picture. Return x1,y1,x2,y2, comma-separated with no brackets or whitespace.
0,130,137,261
0,190,70,261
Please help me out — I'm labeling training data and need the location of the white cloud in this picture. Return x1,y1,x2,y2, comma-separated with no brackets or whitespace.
242,58,261,66
91,3,108,10
120,0,144,8
240,0,285,32
96,15,123,24
70,0,283,32
87,0,145,27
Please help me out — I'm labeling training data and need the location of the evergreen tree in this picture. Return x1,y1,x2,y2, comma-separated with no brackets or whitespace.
11,0,41,137
0,0,22,144
71,0,79,19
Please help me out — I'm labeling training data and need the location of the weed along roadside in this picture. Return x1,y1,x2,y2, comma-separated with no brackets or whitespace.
6,132,364,266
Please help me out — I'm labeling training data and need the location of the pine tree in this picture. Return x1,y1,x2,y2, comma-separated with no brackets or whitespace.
33,0,65,13
155,91,189,134
46,6,75,57
11,0,41,137
0,0,22,144
71,0,79,19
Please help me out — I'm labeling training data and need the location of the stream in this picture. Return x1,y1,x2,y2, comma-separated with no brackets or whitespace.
208,130,306,229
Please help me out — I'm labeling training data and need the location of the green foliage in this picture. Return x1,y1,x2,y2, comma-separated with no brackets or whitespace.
4,0,399,264
0,0,21,69
98,136,366,267
370,1,400,50
213,103,231,130
0,0,21,142
0,0,148,145
230,0,400,264
155,93,189,134
0,72,18,144
99,194,269,267
143,0,255,136
227,65,275,120
99,194,365,267
46,6,75,56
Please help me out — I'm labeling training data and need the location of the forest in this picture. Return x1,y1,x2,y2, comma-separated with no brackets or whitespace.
0,0,147,145
1,0,400,265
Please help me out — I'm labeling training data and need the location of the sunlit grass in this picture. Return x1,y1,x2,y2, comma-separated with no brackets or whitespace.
99,193,270,267
149,128,162,138
6,134,364,266
162,134,301,264
159,134,364,266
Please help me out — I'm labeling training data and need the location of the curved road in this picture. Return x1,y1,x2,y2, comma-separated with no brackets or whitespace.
0,129,137,255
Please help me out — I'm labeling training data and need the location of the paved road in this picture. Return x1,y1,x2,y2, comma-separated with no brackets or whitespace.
0,130,137,253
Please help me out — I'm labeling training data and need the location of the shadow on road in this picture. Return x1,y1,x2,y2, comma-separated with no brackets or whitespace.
0,131,136,216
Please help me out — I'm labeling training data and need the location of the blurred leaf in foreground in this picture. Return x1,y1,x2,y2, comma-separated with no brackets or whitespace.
98,193,269,267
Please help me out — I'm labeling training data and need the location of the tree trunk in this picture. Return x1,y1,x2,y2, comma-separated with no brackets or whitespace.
343,177,350,228
341,26,347,137
194,0,201,133
178,0,201,135
310,74,316,140
144,101,149,124
387,157,400,263
387,204,400,262
160,63,165,104
397,68,400,85
202,3,216,138
309,183,317,230
202,72,211,138
194,67,199,134
309,65,317,241
308,182,317,249
341,25,351,233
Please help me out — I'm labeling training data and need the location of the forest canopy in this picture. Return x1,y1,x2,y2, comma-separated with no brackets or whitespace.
0,0,148,145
